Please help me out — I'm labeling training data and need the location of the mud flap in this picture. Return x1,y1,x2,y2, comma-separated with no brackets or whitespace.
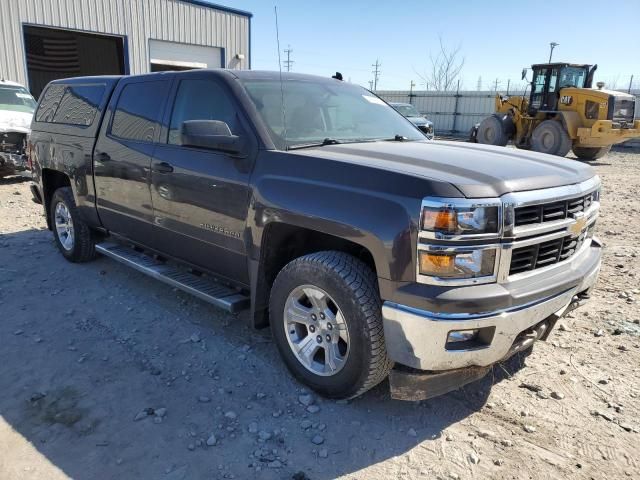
389,365,491,401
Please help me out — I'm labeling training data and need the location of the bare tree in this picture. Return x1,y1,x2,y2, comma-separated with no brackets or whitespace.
415,36,465,91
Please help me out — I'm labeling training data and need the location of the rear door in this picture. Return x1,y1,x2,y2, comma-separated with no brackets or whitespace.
94,77,171,243
150,73,253,284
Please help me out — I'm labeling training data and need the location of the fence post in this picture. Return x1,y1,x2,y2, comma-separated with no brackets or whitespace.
451,79,461,134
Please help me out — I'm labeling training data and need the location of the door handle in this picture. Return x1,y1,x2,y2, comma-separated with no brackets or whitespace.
153,161,174,174
96,151,111,162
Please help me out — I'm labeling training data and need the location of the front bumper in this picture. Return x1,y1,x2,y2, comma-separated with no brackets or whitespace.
382,237,601,399
0,152,29,175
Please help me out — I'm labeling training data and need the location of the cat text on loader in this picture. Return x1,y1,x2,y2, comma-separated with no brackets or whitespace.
471,63,640,160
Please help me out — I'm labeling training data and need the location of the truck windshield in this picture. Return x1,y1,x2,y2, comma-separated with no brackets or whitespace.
0,86,37,114
558,67,587,89
393,104,421,117
240,79,422,150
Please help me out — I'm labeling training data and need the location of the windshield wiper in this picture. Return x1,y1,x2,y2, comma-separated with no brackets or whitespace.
287,138,341,150
384,134,409,142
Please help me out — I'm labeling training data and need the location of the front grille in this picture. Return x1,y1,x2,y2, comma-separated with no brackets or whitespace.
0,131,26,154
611,98,635,126
509,224,594,275
514,191,596,227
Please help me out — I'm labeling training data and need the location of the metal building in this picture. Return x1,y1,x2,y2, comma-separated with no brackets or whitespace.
0,0,252,97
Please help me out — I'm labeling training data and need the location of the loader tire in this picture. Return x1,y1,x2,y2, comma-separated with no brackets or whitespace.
476,115,510,146
531,120,572,157
572,146,611,161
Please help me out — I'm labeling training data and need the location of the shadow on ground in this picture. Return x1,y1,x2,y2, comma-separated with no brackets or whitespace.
0,228,531,480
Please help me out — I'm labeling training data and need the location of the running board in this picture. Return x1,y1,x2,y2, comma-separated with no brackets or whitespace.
95,242,250,313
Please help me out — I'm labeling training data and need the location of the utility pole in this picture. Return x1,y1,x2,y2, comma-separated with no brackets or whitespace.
371,59,381,91
493,78,500,92
548,42,559,62
476,76,482,91
283,45,293,72
409,80,415,104
506,79,511,95
629,75,634,94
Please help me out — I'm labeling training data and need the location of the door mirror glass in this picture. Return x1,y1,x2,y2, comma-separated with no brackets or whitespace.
181,120,242,153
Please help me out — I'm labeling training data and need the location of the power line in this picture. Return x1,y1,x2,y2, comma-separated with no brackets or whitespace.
371,59,381,91
283,45,293,72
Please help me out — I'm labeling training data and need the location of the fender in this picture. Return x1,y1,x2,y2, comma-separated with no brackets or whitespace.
556,111,581,139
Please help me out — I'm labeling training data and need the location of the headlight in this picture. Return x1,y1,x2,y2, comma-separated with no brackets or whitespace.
418,248,497,279
421,205,499,235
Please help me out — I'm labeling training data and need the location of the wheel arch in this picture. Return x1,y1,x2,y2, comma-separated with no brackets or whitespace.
249,221,385,329
555,111,580,139
41,168,72,230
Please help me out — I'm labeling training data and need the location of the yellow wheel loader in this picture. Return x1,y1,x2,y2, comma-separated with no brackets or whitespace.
471,63,640,160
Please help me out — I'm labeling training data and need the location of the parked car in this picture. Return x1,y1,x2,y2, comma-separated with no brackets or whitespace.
29,71,601,400
390,102,434,139
0,80,36,178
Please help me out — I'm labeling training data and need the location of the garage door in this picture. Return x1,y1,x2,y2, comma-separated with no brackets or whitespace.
149,40,222,72
23,25,125,98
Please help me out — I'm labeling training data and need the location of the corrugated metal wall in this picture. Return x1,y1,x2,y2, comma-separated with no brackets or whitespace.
378,90,640,139
0,0,250,87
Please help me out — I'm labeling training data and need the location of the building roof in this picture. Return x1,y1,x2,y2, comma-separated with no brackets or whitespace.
178,0,252,18
0,79,27,88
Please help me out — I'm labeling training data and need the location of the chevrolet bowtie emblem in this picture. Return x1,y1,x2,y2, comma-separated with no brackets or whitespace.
568,213,587,236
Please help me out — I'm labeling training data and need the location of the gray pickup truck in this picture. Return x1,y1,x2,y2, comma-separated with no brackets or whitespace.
29,70,601,400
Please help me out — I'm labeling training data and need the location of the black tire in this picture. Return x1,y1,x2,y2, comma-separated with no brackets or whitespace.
269,251,392,399
531,120,572,157
572,146,611,161
476,115,510,146
50,187,96,262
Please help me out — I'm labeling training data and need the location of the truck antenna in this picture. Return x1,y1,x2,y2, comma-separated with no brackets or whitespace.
274,6,288,150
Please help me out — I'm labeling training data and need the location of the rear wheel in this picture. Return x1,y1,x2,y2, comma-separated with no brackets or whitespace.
572,146,611,161
476,115,510,146
50,187,96,262
269,251,392,399
531,120,572,157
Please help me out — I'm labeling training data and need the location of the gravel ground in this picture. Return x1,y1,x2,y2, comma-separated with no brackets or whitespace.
0,149,639,480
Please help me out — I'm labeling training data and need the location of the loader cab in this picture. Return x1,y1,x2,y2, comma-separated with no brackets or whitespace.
528,63,593,115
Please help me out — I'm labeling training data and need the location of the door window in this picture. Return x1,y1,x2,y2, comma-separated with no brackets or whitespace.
110,81,169,142
168,79,237,145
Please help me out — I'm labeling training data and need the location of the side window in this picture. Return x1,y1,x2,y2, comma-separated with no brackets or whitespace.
111,81,169,142
52,85,105,126
35,84,65,122
548,68,559,93
532,69,548,94
168,79,237,145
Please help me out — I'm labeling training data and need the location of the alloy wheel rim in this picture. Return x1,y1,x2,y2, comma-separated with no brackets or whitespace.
284,285,350,377
54,202,74,251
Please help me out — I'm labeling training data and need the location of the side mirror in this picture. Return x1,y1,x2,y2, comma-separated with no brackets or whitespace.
181,120,243,154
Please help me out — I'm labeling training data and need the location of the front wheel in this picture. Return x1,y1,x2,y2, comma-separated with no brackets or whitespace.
50,187,96,262
269,251,392,399
476,115,510,146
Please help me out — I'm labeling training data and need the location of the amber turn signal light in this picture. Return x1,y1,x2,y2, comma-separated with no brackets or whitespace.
422,209,457,232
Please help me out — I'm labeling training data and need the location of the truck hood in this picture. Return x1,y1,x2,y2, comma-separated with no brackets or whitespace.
293,140,595,198
0,109,32,134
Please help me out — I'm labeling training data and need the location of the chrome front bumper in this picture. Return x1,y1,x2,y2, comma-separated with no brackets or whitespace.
382,243,600,371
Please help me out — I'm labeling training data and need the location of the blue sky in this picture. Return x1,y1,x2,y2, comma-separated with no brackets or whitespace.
223,0,640,91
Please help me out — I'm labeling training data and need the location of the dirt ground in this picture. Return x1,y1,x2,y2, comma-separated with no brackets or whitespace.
0,149,639,480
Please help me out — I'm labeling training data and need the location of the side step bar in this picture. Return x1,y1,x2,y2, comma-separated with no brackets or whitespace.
95,242,250,313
